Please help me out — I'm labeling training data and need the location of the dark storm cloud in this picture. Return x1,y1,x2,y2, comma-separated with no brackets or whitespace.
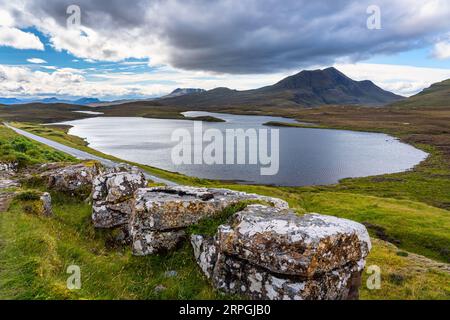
16,0,450,73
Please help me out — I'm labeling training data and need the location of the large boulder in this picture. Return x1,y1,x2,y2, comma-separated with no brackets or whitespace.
130,186,288,256
40,162,101,194
92,164,147,229
191,204,371,300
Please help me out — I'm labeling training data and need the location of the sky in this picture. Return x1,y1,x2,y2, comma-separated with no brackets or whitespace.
0,0,450,101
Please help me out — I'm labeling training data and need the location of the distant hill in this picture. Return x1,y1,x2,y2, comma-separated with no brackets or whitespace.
0,98,22,105
73,97,102,105
162,88,206,99
390,79,450,108
157,67,404,108
0,97,102,106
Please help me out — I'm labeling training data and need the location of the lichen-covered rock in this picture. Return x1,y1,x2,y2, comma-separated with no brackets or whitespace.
92,164,147,228
132,186,288,231
0,162,18,180
211,251,363,300
191,235,218,278
0,162,18,173
191,204,371,300
218,205,371,277
129,186,288,255
132,229,186,256
39,192,53,217
0,179,20,190
41,162,101,194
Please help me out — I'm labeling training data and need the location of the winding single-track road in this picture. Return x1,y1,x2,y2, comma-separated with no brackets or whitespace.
4,123,178,186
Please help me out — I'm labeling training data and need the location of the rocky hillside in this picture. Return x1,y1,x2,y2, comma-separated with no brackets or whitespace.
390,78,450,108
162,88,206,99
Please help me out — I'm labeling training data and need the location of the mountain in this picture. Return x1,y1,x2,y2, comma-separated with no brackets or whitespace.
0,98,22,105
0,97,103,106
390,79,450,108
73,97,101,105
162,88,206,99
157,67,404,108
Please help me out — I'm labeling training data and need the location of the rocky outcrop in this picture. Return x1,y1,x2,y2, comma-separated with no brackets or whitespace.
0,179,20,190
40,192,53,217
191,204,371,300
130,186,288,255
40,162,101,194
0,162,18,173
92,164,147,229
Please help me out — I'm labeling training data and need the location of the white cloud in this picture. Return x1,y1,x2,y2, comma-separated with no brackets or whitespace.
41,66,57,70
0,26,44,50
433,40,450,59
334,63,450,96
2,61,448,100
27,58,47,64
1,0,450,74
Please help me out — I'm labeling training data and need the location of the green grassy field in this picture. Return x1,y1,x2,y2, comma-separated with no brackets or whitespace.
0,117,449,300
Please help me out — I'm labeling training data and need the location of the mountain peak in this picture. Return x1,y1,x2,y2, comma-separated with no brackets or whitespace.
164,88,205,98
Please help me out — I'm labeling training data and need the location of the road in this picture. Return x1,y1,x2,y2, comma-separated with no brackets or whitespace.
4,123,178,186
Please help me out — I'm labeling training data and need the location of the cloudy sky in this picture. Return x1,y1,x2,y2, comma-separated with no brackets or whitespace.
1,0,450,100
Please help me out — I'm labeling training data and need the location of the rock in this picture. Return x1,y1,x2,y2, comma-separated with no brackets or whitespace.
191,235,218,279
0,162,18,180
130,186,288,231
191,204,371,300
154,285,167,293
41,162,101,194
92,164,147,228
218,205,371,277
39,192,53,217
132,229,186,256
0,162,18,173
211,251,363,300
164,270,178,278
0,179,20,190
129,186,288,255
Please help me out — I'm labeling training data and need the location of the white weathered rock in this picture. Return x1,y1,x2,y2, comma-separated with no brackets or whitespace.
0,162,18,173
92,164,147,228
39,192,53,217
0,179,20,190
218,205,371,276
132,229,186,256
191,204,371,300
129,186,288,255
41,162,101,194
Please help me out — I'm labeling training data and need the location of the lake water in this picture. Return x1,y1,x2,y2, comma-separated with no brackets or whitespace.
60,111,428,186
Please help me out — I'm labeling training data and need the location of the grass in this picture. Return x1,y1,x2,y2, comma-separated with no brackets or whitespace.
0,125,75,168
293,192,450,262
1,109,449,299
0,192,217,299
6,122,450,262
1,190,448,300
